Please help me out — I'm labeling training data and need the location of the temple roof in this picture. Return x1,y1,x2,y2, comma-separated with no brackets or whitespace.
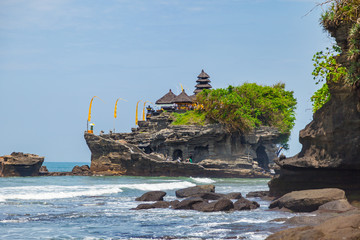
155,89,176,104
172,90,193,103
196,78,211,83
197,69,210,79
195,83,212,88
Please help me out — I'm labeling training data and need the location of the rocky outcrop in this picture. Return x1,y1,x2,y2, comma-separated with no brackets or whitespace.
269,188,346,212
85,132,274,178
266,212,360,240
268,19,360,200
85,113,284,177
0,152,44,177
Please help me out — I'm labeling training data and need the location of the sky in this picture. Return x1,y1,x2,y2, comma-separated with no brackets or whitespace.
0,0,334,163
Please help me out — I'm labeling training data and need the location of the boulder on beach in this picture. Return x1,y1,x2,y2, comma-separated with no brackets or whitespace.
175,185,215,198
269,188,346,212
135,191,167,201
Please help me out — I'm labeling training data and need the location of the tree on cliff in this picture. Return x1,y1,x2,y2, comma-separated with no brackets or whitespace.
311,0,360,112
195,83,297,136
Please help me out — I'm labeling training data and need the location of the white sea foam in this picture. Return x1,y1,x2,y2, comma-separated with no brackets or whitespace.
0,185,123,201
190,177,216,184
239,231,272,240
119,181,195,191
0,218,29,223
234,218,268,224
0,181,195,201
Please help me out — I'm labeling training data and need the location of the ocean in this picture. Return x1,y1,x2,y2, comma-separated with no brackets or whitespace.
0,162,301,240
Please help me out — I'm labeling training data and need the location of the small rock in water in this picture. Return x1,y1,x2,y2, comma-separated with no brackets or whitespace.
135,191,167,201
175,185,215,198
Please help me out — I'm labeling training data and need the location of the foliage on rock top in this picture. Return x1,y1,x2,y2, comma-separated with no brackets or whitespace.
194,83,297,135
320,0,360,86
171,111,207,126
311,0,360,112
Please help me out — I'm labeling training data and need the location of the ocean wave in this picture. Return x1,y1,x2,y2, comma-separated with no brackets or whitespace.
0,218,29,223
0,185,123,201
190,177,216,184
0,181,195,201
119,181,195,191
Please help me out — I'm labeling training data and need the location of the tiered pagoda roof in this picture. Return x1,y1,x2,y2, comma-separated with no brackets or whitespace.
155,89,176,104
194,69,212,94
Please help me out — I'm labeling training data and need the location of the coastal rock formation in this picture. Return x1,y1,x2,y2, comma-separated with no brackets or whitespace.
266,212,360,240
0,152,44,177
269,18,360,200
85,113,284,177
269,188,346,212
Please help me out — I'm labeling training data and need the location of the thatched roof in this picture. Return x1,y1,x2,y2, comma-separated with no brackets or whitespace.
189,94,197,102
194,89,204,94
196,78,211,83
172,90,192,103
156,89,176,104
197,69,210,79
195,83,212,88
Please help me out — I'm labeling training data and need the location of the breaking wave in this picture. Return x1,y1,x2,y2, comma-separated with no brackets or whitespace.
190,177,216,184
0,181,195,201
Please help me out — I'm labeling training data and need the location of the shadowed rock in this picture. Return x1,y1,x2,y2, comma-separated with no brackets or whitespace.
135,191,166,201
172,197,206,210
133,201,170,210
233,197,260,210
224,192,242,199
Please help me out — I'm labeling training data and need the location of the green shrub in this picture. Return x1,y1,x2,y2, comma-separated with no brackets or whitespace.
195,83,297,134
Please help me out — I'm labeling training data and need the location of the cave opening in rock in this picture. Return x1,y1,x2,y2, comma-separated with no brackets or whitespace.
172,149,183,160
255,145,269,170
193,146,209,162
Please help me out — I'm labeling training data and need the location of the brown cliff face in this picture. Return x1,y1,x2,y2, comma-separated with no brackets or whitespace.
84,132,270,178
84,113,285,177
0,152,44,177
269,10,360,200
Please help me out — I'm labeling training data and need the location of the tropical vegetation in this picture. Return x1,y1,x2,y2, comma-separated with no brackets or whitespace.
172,83,297,139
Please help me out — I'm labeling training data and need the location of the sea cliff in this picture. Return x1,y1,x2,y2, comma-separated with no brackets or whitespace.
85,113,285,177
269,5,360,200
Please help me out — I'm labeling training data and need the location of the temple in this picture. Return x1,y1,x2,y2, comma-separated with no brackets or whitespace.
194,69,212,94
154,69,212,112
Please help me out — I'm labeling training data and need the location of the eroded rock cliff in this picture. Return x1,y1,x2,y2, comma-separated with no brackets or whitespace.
269,7,360,200
85,113,285,177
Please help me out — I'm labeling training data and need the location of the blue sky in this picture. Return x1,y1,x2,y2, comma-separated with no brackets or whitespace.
0,0,334,162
